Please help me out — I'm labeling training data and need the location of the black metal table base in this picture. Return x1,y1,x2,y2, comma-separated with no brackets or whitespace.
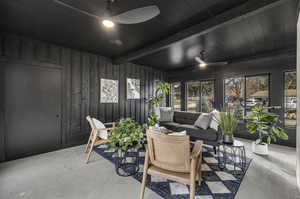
114,149,140,177
217,143,247,174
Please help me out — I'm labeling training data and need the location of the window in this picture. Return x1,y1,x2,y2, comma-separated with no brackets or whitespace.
187,81,201,112
224,77,245,119
171,82,181,111
245,75,269,115
201,81,215,112
224,75,269,119
187,80,215,112
284,71,296,127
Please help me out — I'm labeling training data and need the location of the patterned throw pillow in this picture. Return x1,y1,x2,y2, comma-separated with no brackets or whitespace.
194,113,212,130
159,107,174,122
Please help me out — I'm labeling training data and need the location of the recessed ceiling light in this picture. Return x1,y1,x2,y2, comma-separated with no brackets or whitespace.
102,19,115,28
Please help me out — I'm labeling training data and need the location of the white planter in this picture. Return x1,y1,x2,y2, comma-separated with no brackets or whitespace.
252,141,268,155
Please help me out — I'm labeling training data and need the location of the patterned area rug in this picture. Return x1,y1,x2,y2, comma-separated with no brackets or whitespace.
94,144,252,199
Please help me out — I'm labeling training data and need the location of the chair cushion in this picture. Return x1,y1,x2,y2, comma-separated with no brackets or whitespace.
169,130,187,136
160,107,174,122
92,118,108,139
194,113,212,130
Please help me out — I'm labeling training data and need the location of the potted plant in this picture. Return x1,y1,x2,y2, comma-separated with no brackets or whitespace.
246,105,288,155
147,81,170,127
108,118,145,176
217,108,238,144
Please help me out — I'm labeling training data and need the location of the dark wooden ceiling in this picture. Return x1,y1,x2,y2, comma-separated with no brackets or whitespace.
0,0,297,70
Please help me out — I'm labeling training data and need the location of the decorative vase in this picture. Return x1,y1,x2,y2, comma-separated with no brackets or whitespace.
252,142,268,155
223,134,234,144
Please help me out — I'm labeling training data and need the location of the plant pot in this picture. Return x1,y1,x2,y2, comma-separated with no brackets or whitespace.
252,142,268,155
223,134,234,144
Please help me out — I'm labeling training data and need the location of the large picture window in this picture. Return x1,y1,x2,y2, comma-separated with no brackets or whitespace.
284,71,296,127
245,75,269,115
171,82,181,111
187,80,215,112
224,74,269,119
224,77,245,119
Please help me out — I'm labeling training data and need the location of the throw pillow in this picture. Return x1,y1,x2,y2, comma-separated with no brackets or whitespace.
92,118,108,139
210,109,220,131
194,113,212,130
160,107,174,122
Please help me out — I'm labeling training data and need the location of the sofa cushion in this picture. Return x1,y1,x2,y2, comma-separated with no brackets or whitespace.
176,124,218,141
173,111,201,125
194,113,212,130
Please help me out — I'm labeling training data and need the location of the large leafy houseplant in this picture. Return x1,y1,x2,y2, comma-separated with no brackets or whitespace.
108,118,145,154
246,105,288,145
217,108,238,143
146,81,170,126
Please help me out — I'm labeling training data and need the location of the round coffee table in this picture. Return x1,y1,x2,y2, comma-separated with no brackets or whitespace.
217,140,247,174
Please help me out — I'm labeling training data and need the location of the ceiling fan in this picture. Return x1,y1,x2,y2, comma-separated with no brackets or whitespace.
194,50,228,69
53,0,160,28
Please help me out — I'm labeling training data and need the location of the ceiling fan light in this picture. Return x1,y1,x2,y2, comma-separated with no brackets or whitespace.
102,19,115,28
199,63,207,69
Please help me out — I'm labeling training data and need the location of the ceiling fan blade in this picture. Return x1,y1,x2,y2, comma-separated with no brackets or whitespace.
112,5,160,24
195,56,206,64
206,61,228,66
53,0,100,19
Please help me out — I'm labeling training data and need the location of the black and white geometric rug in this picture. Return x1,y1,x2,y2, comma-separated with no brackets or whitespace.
95,144,252,199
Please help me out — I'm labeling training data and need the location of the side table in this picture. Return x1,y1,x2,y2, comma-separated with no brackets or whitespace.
217,140,247,174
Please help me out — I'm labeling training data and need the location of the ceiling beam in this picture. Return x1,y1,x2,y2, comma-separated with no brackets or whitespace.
114,0,289,64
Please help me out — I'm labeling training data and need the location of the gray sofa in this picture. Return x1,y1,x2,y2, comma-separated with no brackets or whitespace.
159,111,221,150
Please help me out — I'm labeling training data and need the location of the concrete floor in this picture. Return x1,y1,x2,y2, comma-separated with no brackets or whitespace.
0,138,299,199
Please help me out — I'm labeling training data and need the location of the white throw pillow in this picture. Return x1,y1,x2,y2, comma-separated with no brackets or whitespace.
92,118,108,139
210,109,220,131
194,113,212,130
169,130,187,136
210,119,219,131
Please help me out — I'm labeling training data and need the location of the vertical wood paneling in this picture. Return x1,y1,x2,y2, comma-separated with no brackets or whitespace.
20,37,35,61
61,47,71,145
98,56,106,122
4,35,21,58
81,53,90,132
89,54,98,118
34,40,48,62
70,50,82,136
0,60,5,161
113,64,119,121
119,64,125,119
48,44,61,65
0,33,166,161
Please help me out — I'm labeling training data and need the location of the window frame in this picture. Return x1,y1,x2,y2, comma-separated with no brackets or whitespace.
186,79,216,113
170,82,182,111
283,70,297,129
223,73,270,118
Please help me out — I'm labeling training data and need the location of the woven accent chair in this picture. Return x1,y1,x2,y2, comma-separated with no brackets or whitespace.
140,129,203,199
85,116,115,164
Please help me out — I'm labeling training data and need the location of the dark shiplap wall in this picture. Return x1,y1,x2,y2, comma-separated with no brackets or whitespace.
0,33,166,161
